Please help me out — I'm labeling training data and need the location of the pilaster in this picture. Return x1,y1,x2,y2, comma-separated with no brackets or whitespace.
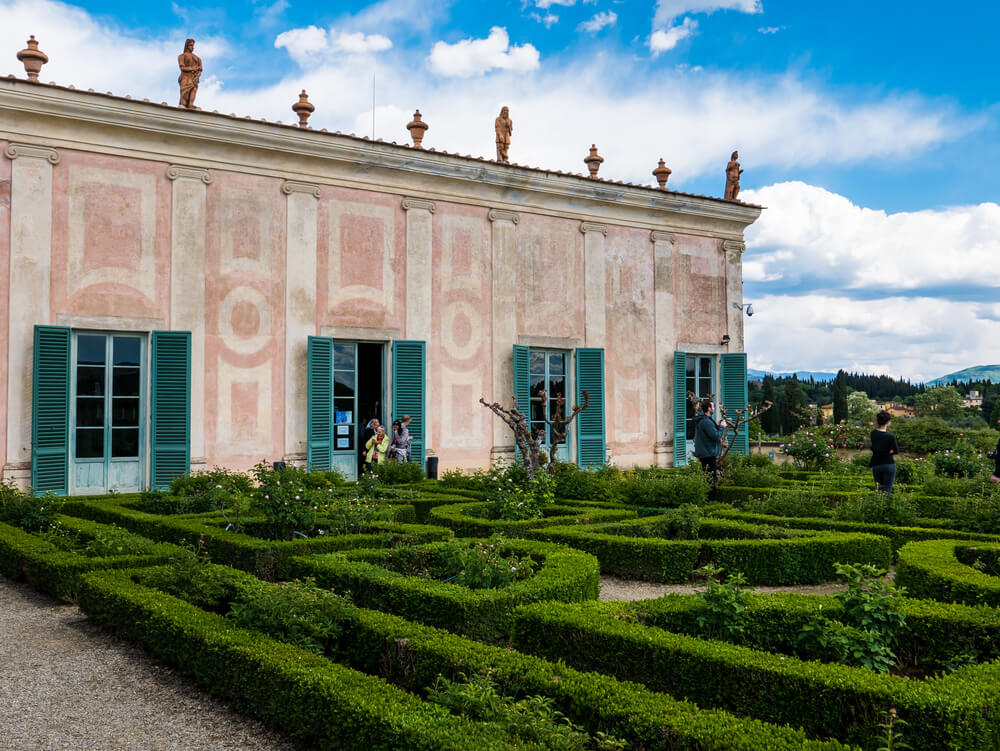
580,222,608,348
283,180,320,464
651,230,677,467
723,240,746,351
402,197,436,455
489,209,519,457
167,164,211,472
4,143,58,485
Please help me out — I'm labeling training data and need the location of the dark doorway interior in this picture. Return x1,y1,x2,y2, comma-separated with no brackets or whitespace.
356,342,385,473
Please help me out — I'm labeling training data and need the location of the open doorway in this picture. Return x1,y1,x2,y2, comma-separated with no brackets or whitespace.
356,342,385,475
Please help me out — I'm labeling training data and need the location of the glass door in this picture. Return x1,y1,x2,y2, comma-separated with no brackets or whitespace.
331,341,358,481
685,355,715,461
72,333,144,494
529,349,570,463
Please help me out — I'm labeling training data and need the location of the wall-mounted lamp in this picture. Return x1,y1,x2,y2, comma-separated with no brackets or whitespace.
732,302,754,317
720,334,731,346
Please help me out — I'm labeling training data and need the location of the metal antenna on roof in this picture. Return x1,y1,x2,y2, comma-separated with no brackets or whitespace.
372,65,376,141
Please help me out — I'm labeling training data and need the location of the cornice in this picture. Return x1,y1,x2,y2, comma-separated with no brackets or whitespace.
579,222,607,236
650,230,677,244
488,209,519,225
281,180,321,198
4,142,59,164
401,197,436,213
0,82,763,233
166,164,212,184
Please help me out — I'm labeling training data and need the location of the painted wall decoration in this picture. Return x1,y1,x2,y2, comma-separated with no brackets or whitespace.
677,235,727,345
515,214,585,339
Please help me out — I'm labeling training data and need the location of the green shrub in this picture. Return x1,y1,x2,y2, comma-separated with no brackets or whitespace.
372,460,425,484
781,429,840,470
932,440,991,478
82,524,155,557
618,466,708,507
551,463,622,502
896,539,1000,606
695,564,751,642
833,490,918,526
438,535,537,589
169,467,254,497
0,481,60,531
721,456,783,488
744,485,830,518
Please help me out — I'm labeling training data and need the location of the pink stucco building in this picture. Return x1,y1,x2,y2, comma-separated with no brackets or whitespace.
0,76,760,494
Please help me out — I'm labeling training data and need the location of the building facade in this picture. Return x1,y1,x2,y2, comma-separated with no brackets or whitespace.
0,77,760,494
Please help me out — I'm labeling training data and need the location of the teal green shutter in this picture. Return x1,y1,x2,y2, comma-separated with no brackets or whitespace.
512,345,530,459
392,340,425,466
151,331,191,489
721,352,749,455
575,348,605,468
31,325,71,496
307,336,333,471
673,351,688,467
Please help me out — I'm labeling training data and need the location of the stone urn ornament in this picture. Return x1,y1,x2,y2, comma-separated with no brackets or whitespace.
16,35,48,82
292,90,315,128
407,109,428,148
584,144,604,179
653,158,672,190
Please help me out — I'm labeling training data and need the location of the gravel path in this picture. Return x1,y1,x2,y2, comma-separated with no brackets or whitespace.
599,575,848,601
0,576,304,751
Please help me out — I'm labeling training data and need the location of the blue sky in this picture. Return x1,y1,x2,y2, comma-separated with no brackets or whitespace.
3,0,998,382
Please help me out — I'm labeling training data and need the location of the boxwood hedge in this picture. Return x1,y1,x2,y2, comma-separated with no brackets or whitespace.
896,539,1000,606
426,501,635,537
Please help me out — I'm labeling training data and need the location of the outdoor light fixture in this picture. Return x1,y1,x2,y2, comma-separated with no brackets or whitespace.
732,302,754,317
721,334,731,345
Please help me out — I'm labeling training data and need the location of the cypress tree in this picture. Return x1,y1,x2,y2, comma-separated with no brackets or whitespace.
833,370,848,424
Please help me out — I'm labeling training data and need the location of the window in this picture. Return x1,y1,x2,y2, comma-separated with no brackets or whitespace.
685,355,715,440
529,349,569,458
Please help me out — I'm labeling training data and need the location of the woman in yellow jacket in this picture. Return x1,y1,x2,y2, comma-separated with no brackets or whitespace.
365,425,390,471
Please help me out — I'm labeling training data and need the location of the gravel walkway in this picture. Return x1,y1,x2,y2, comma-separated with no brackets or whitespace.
0,576,304,751
599,575,848,601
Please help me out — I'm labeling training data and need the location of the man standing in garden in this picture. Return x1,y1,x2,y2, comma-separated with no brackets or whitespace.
693,399,727,499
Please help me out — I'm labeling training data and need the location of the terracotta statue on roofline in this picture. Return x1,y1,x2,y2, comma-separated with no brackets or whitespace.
178,38,202,109
724,150,743,201
495,106,513,163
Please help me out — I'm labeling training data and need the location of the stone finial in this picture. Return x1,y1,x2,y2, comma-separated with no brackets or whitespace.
292,90,315,128
16,35,48,82
583,144,604,179
652,158,672,190
406,109,428,148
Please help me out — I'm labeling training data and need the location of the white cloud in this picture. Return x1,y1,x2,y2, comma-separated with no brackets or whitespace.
743,293,1000,382
427,27,540,77
275,25,391,66
742,182,1000,293
578,11,617,32
757,25,783,34
653,0,761,28
531,12,560,28
649,17,697,54
535,0,575,7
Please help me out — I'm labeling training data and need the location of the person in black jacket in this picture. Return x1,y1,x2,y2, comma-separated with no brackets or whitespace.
870,410,900,495
693,399,727,499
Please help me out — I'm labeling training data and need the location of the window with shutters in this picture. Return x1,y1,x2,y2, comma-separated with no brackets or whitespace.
685,355,716,441
528,349,570,461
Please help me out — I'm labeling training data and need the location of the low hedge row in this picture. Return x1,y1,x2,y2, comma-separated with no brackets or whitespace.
512,600,1000,750
75,570,534,750
0,516,178,600
709,508,1000,553
80,567,851,751
288,538,599,642
426,501,635,537
524,516,891,584
896,539,1000,606
59,496,452,579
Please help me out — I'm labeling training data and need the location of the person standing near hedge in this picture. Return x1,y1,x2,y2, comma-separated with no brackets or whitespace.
365,425,390,472
988,433,1000,484
693,399,727,500
870,410,900,495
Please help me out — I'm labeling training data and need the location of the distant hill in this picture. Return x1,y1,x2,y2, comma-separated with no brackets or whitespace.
926,365,1000,386
748,369,837,382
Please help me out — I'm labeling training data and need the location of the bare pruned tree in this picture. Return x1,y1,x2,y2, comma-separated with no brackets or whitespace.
686,391,773,459
480,390,590,479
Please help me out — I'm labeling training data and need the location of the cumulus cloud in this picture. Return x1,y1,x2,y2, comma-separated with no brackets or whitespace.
742,182,1000,294
427,27,540,77
743,293,1000,382
531,12,560,28
274,25,391,66
535,0,575,7
757,25,783,34
653,0,761,28
578,11,617,33
649,17,697,54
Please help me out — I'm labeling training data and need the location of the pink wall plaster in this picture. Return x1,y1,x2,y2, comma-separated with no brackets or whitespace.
317,185,406,332
203,170,286,469
50,150,170,321
431,202,493,468
675,235,726,346
0,143,10,467
604,226,656,456
515,214,585,340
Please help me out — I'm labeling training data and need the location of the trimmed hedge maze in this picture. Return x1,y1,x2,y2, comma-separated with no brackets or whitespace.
6,461,1000,750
